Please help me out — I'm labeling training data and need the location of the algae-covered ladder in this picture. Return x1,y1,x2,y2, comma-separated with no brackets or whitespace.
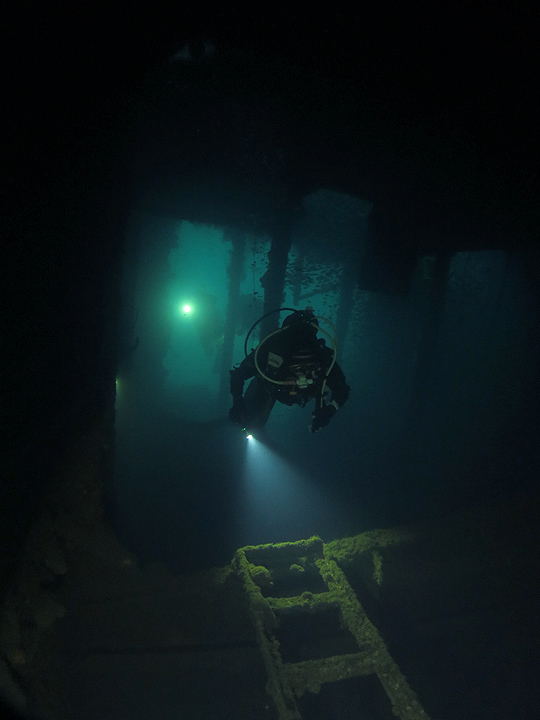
233,536,431,720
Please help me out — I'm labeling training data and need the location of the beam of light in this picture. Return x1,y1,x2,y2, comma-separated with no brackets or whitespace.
238,435,340,547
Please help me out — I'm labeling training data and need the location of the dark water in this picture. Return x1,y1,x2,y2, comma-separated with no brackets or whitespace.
112,224,540,574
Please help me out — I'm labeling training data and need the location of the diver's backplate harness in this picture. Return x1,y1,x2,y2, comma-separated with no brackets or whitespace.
243,306,338,410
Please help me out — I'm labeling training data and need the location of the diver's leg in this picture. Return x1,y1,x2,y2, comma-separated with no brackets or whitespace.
243,378,275,428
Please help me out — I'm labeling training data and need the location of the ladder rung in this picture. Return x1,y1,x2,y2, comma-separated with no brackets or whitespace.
267,592,337,613
234,538,431,720
282,651,375,696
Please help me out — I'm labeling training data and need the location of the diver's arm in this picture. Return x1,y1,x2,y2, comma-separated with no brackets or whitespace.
310,358,350,433
229,354,257,425
325,361,350,408
229,352,256,398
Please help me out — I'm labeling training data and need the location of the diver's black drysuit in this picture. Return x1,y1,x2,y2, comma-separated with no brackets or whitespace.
229,316,350,432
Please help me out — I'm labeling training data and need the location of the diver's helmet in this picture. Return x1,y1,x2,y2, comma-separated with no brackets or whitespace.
281,307,318,329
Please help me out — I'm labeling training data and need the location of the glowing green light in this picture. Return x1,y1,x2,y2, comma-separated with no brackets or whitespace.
180,301,194,316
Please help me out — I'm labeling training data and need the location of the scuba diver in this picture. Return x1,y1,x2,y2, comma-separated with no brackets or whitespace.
229,307,350,433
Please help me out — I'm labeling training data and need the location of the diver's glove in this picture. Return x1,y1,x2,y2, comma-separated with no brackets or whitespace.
310,403,337,433
228,396,245,425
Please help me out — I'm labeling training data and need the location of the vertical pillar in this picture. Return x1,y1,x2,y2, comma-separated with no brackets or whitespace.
259,214,294,340
410,251,453,412
336,221,367,351
291,247,305,307
334,267,357,353
219,228,246,409
403,250,453,498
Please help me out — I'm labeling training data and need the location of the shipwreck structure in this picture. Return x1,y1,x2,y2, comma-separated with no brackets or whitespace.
3,6,539,720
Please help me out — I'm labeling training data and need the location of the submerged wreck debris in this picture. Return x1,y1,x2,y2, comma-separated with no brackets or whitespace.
233,534,431,720
372,550,383,586
325,526,418,563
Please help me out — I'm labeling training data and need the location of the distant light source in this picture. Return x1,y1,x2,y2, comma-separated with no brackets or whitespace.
246,434,253,440
182,304,192,314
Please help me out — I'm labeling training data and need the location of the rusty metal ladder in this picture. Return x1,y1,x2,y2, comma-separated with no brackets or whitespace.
233,535,431,720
